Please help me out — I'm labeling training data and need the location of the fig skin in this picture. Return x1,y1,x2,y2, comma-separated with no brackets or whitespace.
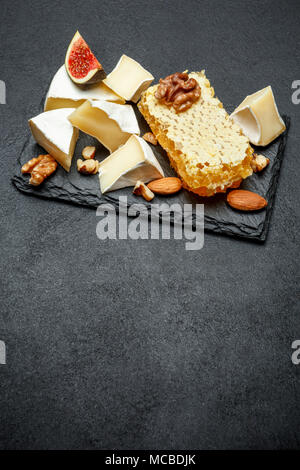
65,31,106,86
75,68,106,87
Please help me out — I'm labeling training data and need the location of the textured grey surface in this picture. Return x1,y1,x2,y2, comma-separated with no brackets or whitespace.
0,0,300,450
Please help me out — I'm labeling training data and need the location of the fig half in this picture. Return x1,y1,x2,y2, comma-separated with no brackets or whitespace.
65,31,106,86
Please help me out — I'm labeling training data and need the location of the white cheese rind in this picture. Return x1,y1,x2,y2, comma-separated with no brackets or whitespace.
44,65,124,111
103,55,154,103
28,108,79,172
99,135,164,193
90,100,140,134
68,99,140,153
231,86,285,146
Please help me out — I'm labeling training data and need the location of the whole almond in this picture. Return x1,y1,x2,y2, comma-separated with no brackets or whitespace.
147,177,182,195
227,190,267,211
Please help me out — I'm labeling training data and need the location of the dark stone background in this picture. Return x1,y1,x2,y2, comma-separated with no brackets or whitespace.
0,0,299,450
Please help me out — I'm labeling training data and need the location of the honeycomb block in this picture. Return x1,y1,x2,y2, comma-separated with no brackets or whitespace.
138,71,254,197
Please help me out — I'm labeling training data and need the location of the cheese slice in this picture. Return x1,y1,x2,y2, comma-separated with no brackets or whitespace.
29,108,79,172
68,99,140,153
103,55,154,103
44,65,124,111
99,134,164,193
231,86,285,146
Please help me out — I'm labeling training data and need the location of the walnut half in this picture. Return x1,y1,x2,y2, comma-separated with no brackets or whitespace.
155,72,201,113
21,154,58,186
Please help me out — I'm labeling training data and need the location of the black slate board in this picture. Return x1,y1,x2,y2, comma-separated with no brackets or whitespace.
12,105,290,241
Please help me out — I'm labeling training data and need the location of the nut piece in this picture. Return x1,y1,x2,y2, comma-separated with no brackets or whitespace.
133,181,155,201
155,72,201,113
147,177,182,195
142,132,158,145
21,154,58,186
227,190,267,211
77,158,99,175
30,155,57,186
21,155,44,174
82,146,96,160
251,153,270,172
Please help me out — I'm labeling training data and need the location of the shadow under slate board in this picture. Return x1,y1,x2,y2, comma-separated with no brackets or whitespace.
12,102,290,241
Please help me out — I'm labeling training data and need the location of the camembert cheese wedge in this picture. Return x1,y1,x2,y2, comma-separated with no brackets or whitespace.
29,108,79,172
99,135,164,193
44,65,124,111
231,86,285,146
68,100,140,153
103,55,154,103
